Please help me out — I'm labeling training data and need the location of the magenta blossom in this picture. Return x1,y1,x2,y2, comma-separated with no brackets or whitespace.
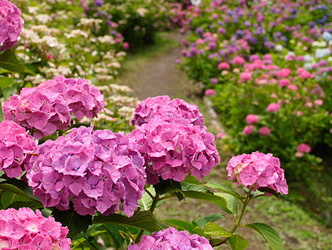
297,143,311,153
227,152,288,195
128,227,213,250
243,125,254,135
131,96,205,128
245,114,258,124
259,127,270,136
27,126,146,217
205,89,216,96
0,207,71,249
0,0,24,51
266,103,280,113
0,120,37,178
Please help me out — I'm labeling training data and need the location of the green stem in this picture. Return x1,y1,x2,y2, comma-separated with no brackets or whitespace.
135,193,160,244
212,189,252,247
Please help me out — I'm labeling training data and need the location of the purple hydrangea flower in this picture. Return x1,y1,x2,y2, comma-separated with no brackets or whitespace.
0,120,37,178
26,126,146,217
128,227,213,250
0,0,24,51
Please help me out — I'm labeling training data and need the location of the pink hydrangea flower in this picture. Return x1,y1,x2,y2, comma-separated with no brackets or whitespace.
278,79,290,87
297,143,311,153
27,126,146,217
245,114,258,124
276,68,291,78
314,99,323,106
233,56,245,64
211,78,218,84
0,207,71,249
0,120,37,178
258,127,270,136
0,0,24,51
227,152,288,195
243,125,254,135
239,72,252,82
205,89,216,96
3,76,105,139
266,103,280,113
128,227,213,250
218,62,230,70
131,96,204,128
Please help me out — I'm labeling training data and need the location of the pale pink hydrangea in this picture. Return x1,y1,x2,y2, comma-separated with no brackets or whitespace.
3,76,105,139
27,126,146,217
0,0,24,51
245,114,258,124
131,96,204,128
227,152,288,195
128,227,213,250
0,120,37,178
0,207,71,249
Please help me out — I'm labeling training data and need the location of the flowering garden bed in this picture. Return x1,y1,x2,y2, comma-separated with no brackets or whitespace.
0,0,331,249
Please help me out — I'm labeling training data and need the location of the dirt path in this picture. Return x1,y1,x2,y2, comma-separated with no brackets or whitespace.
115,32,199,100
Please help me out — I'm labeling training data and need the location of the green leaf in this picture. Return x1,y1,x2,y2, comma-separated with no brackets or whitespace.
162,219,196,233
0,77,13,89
93,211,161,232
229,234,249,250
154,178,182,195
53,207,92,238
0,49,26,72
257,187,280,199
0,183,40,202
204,222,233,237
138,187,163,210
215,192,237,215
182,191,233,214
195,214,224,229
181,182,211,193
205,182,242,199
245,223,283,250
102,224,126,248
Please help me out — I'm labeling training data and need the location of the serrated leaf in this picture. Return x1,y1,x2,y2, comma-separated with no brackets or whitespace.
195,214,224,229
245,223,283,250
0,49,26,72
205,182,242,199
215,192,237,215
0,77,13,89
204,222,233,237
181,182,211,193
53,207,92,238
229,234,249,250
93,211,161,232
182,191,233,214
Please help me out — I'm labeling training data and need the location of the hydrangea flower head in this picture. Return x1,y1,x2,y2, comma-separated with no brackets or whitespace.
0,0,24,51
27,126,145,217
0,120,37,178
3,76,105,139
131,96,204,128
128,227,213,250
227,152,288,195
0,207,71,249
130,118,219,185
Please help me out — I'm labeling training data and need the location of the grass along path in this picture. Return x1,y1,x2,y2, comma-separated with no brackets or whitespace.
114,31,332,250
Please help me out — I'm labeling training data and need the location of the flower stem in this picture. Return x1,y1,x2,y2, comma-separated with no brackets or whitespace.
135,193,160,243
212,190,252,246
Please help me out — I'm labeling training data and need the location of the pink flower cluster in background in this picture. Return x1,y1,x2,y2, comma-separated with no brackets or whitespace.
0,120,37,178
0,207,71,249
128,227,213,250
130,96,220,185
227,151,288,195
131,96,205,128
3,76,105,139
0,0,24,51
27,126,146,217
